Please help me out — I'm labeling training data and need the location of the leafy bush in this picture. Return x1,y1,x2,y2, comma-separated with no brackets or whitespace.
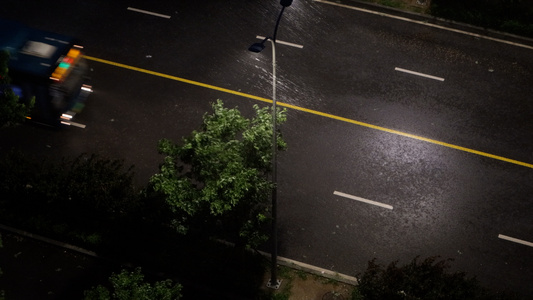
356,256,514,300
431,0,533,37
0,151,140,247
83,268,182,300
0,151,138,215
0,50,34,128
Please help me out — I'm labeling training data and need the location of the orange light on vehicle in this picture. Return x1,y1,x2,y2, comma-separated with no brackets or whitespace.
66,48,80,59
51,66,67,80
50,47,82,81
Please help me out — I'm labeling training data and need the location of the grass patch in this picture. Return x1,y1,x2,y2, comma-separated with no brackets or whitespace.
353,0,533,37
295,269,309,280
430,0,533,38
378,0,405,9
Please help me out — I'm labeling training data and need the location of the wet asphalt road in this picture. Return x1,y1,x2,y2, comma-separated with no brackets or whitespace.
1,0,532,297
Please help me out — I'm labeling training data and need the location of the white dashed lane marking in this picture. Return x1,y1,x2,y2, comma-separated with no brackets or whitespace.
334,191,393,210
498,234,533,248
395,67,445,81
127,7,171,19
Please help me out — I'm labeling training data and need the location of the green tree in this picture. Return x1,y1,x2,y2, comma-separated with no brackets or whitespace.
0,50,34,128
355,256,517,300
150,100,287,249
0,151,139,248
83,268,182,300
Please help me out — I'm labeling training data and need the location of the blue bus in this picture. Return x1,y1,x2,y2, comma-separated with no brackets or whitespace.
0,19,91,127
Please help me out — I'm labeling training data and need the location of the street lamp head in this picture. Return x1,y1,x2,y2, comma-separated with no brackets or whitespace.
280,0,293,7
248,42,266,53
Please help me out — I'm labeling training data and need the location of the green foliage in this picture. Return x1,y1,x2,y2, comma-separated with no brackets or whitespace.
271,291,291,300
0,50,34,128
351,287,364,300
83,268,182,300
64,154,138,215
377,0,405,9
430,0,533,37
151,100,287,248
0,152,137,215
0,151,138,247
295,269,309,280
357,256,500,300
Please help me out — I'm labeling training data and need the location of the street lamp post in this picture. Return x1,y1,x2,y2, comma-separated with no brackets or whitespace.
248,0,293,290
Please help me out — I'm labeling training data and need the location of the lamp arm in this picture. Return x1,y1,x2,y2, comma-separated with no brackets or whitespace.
272,6,286,42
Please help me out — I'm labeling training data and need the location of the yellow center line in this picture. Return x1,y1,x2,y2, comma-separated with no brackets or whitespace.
83,55,533,169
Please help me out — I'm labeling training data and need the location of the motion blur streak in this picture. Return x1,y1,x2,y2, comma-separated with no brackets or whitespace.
83,55,533,170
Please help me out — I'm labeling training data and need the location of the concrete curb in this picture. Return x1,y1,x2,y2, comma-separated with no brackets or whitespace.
1,224,359,287
0,223,99,258
257,249,359,286
214,239,359,286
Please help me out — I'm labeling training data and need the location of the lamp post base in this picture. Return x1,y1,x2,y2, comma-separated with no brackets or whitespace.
267,279,282,289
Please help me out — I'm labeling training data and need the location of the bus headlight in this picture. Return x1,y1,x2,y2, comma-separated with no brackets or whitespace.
81,84,93,92
61,113,73,120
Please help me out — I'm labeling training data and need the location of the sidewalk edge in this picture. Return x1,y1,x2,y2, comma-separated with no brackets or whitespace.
0,223,99,258
258,249,359,286
1,224,359,287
